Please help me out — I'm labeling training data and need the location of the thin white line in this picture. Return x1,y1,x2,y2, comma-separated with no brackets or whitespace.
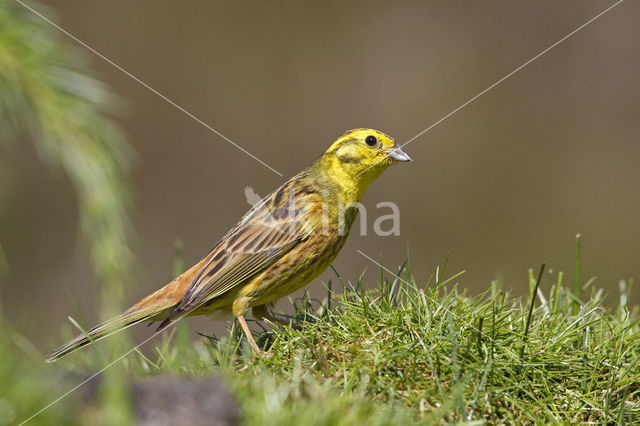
17,1,624,422
400,0,624,149
23,270,245,423
18,328,166,425
358,0,624,178
14,1,279,422
14,0,284,177
24,284,237,424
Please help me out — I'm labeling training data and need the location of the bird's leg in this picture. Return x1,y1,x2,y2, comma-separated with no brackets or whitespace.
236,314,269,356
253,305,300,330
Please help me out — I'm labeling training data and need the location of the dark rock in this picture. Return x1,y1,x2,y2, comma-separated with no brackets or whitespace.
132,375,238,426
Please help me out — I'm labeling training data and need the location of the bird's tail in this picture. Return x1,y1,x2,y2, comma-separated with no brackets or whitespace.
45,302,170,363
46,255,212,363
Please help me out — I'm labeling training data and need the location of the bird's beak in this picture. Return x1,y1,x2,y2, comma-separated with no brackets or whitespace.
385,146,412,162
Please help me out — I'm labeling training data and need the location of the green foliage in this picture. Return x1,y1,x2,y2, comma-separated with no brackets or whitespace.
127,261,640,424
0,317,71,425
3,258,639,424
0,4,637,425
0,1,135,424
0,0,134,302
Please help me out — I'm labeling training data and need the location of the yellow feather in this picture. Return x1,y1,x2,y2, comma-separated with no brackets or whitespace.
47,128,411,360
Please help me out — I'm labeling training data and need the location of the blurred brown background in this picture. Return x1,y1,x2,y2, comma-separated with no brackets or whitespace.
2,0,639,350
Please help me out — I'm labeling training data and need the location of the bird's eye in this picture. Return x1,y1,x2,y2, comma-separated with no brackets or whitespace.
365,135,377,146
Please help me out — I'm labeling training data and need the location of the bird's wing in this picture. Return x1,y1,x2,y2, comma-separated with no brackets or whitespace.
161,188,314,325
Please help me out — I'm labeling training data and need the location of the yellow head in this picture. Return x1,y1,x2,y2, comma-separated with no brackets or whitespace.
316,128,412,200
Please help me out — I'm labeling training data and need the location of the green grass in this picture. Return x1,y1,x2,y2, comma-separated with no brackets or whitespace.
3,257,638,425
4,3,636,424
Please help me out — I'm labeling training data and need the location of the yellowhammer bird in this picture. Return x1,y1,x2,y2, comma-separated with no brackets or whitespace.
47,129,411,361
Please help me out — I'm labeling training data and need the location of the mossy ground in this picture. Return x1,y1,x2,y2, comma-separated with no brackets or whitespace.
3,259,639,425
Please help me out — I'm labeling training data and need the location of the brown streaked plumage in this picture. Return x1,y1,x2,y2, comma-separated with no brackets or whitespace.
46,129,411,361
